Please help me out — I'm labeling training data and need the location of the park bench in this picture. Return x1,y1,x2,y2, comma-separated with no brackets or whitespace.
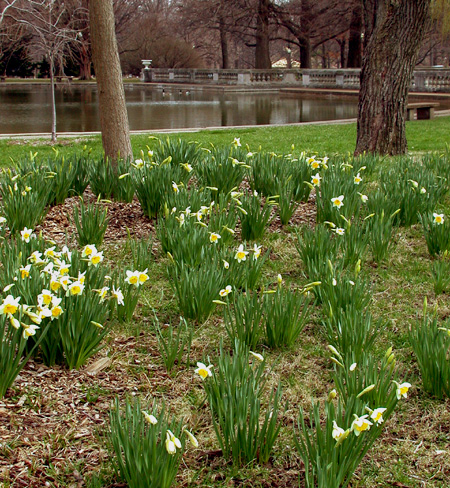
406,102,439,120
55,75,74,83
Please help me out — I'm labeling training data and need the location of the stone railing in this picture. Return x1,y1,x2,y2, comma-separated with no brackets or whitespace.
142,66,450,93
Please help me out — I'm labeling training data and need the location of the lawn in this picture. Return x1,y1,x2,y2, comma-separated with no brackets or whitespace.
0,133,450,487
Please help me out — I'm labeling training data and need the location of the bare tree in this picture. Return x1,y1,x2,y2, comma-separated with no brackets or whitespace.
355,0,431,155
5,0,84,141
89,0,132,162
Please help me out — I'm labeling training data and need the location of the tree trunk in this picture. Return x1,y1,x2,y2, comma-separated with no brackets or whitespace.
255,0,271,69
299,36,311,68
355,0,431,156
89,0,132,162
347,4,362,68
219,14,229,69
49,56,57,143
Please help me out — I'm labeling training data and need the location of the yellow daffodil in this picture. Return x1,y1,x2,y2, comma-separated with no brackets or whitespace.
195,361,213,379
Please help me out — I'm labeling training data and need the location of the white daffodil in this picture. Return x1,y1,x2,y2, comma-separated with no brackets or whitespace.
395,381,412,400
125,270,140,286
89,251,104,267
139,269,149,284
331,195,344,209
0,295,21,316
235,244,248,263
68,281,84,296
351,415,372,436
112,286,124,306
433,213,444,225
311,173,321,186
82,244,97,258
335,227,345,236
195,362,213,380
253,244,262,260
232,137,241,147
20,264,32,279
332,421,346,441
210,232,221,244
20,227,34,243
143,411,158,425
354,173,362,185
370,407,387,424
219,285,232,297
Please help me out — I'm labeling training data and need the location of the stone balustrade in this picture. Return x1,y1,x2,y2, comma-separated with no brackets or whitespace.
142,66,450,93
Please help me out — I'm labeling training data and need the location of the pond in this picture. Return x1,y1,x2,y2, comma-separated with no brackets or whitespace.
0,83,360,134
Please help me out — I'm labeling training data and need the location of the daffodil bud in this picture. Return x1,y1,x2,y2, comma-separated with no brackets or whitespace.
327,389,337,402
357,384,375,398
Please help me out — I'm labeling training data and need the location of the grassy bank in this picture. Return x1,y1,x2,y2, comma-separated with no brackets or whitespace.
0,116,449,166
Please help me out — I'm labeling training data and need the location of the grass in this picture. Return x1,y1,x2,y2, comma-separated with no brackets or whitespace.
1,140,450,487
1,116,449,167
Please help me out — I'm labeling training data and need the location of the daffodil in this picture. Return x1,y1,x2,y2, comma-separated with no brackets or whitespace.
165,436,176,455
22,322,40,339
82,244,97,257
354,173,362,185
335,227,345,236
253,244,262,259
28,251,43,264
57,261,70,275
433,213,444,225
235,244,248,263
184,429,199,447
89,251,104,267
139,269,149,284
50,274,62,292
249,351,264,361
351,414,372,436
44,246,57,258
134,158,144,169
125,270,140,286
370,407,387,424
395,381,411,400
210,232,221,244
97,286,110,302
181,162,193,172
277,274,283,285
223,260,229,269
349,362,357,371
20,264,32,279
331,195,344,209
332,421,346,441
0,295,21,315
232,137,241,147
20,227,34,243
219,285,232,297
166,429,182,453
112,286,124,306
143,411,158,425
68,281,84,296
38,290,53,307
195,361,213,379
311,173,321,186
172,181,179,193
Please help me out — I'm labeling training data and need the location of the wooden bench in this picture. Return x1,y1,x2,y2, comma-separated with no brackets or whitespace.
55,75,74,83
406,102,439,120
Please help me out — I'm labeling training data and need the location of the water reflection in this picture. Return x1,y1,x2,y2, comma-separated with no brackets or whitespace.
0,84,360,134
